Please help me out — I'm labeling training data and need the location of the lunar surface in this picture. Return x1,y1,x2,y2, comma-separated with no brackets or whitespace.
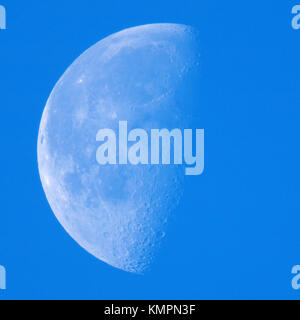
37,24,201,273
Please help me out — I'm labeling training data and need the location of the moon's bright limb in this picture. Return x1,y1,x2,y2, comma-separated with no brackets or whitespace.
38,24,201,274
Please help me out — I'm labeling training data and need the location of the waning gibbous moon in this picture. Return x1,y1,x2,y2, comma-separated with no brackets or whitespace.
37,23,202,274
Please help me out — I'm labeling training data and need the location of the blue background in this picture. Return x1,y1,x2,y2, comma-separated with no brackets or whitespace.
0,0,300,299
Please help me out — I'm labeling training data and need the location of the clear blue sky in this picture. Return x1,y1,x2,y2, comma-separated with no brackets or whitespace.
0,0,300,299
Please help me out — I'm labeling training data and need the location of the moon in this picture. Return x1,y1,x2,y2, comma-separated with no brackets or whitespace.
37,23,201,274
